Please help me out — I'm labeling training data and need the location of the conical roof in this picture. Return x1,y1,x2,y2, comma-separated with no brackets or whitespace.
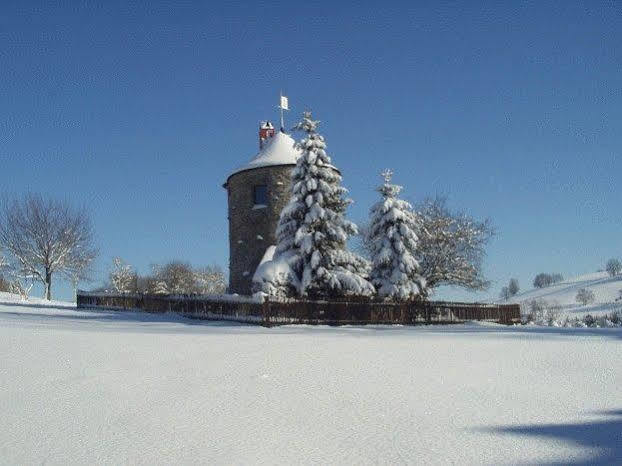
227,131,301,181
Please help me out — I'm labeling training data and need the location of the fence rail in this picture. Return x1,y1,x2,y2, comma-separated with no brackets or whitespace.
77,292,521,326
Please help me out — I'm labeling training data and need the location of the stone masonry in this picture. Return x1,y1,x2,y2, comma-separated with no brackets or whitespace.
225,165,294,295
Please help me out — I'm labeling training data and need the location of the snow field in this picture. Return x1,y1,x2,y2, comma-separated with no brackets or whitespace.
1,303,621,465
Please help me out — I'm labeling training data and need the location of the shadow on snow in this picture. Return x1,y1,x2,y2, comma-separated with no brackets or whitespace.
481,410,622,465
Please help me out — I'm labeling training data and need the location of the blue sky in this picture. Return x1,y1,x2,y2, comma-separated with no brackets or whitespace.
1,1,620,301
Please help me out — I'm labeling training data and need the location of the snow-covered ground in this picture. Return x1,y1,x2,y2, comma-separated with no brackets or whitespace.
0,291,76,309
505,271,622,318
1,302,621,465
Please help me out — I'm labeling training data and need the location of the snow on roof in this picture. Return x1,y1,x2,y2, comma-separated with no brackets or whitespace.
228,131,301,180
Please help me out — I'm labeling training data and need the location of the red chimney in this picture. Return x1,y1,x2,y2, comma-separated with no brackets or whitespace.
259,121,275,149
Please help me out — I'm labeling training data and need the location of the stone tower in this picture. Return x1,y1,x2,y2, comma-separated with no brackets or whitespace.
223,122,301,295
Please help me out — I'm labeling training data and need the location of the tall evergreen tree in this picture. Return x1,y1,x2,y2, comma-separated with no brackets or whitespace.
272,111,373,298
367,170,425,300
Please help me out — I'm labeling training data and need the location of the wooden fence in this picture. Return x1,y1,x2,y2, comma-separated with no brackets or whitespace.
77,292,521,326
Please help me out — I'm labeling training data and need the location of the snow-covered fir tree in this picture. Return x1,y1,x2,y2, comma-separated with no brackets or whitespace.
267,111,374,299
367,170,425,300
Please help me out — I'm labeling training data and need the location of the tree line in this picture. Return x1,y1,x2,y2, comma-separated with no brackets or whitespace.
0,194,227,300
103,258,226,295
499,257,622,302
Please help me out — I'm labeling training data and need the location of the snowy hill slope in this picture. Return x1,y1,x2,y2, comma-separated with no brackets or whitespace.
505,272,622,317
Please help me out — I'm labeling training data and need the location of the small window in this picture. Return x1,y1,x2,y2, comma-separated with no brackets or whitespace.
253,185,267,207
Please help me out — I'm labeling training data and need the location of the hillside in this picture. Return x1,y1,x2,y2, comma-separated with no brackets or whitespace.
505,272,622,317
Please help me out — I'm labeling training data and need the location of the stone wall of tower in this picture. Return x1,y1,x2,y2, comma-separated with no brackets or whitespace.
225,165,294,295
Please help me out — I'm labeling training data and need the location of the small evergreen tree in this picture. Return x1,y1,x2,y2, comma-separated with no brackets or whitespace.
367,170,425,300
272,111,373,298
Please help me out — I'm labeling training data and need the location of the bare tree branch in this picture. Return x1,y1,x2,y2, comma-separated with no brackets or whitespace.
414,196,494,295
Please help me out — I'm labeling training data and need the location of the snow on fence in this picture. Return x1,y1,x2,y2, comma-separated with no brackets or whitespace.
77,292,521,326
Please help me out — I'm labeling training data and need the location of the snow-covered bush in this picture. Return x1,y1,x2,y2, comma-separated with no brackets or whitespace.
194,266,227,295
269,111,374,299
522,299,561,325
253,251,300,299
529,309,622,328
8,279,32,300
0,274,32,300
366,169,425,300
109,257,138,293
583,314,596,327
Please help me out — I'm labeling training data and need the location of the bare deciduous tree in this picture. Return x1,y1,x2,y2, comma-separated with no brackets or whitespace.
155,262,196,295
139,261,227,295
576,288,595,306
414,197,493,295
109,257,137,293
0,194,97,300
194,265,227,295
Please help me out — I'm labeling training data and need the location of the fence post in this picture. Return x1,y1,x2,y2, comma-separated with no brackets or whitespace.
262,298,270,327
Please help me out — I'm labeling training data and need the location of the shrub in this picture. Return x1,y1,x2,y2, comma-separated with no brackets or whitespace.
0,275,9,292
583,314,596,327
522,299,562,325
606,258,622,277
576,288,595,306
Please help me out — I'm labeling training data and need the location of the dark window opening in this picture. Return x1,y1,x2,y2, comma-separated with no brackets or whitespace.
253,185,268,206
